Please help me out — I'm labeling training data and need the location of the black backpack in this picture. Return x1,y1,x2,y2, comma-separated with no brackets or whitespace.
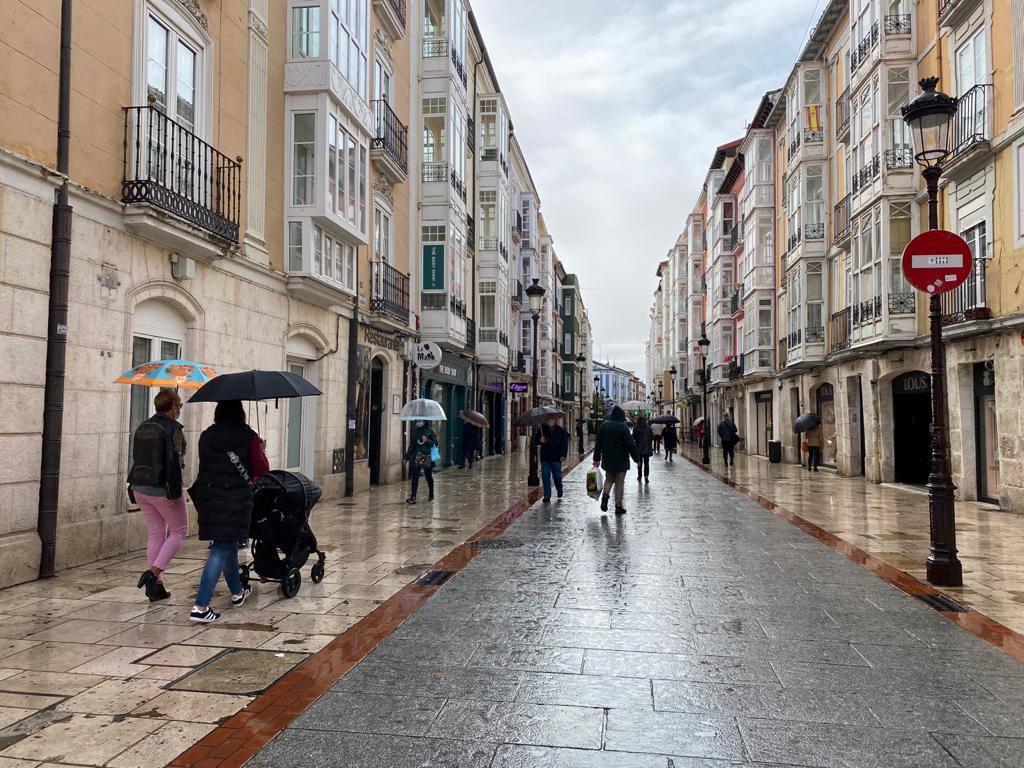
128,418,180,497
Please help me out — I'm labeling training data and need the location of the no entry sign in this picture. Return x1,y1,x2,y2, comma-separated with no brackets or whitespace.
902,230,973,295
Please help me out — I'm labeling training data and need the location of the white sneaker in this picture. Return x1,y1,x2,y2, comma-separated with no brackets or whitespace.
231,585,252,607
190,607,220,623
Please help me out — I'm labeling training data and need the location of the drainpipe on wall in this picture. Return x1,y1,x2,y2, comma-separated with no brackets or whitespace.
37,0,74,578
345,308,359,497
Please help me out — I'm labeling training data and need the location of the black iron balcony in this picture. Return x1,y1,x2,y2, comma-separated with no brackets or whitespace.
512,279,524,305
885,147,913,170
467,115,475,152
884,14,911,35
371,99,408,178
481,148,497,161
857,154,880,189
450,45,467,86
830,308,851,352
122,104,241,242
421,292,447,310
804,222,825,240
941,254,990,325
804,128,824,144
889,292,916,315
513,351,527,373
466,213,475,247
450,168,465,201
833,194,851,245
788,132,801,161
370,261,410,323
852,21,879,71
836,87,851,141
727,360,744,380
788,229,801,253
466,317,476,350
422,38,448,57
951,84,992,158
422,162,447,182
729,289,741,316
805,326,825,343
373,0,406,38
787,328,802,350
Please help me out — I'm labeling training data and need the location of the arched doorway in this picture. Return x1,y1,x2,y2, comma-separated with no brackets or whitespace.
892,371,931,485
369,357,385,485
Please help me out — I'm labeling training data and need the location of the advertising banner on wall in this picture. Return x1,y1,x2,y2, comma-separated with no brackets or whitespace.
422,244,445,291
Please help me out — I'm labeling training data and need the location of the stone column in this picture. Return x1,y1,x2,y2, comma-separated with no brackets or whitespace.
245,0,269,266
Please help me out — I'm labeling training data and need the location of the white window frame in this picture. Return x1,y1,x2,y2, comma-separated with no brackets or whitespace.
132,0,212,139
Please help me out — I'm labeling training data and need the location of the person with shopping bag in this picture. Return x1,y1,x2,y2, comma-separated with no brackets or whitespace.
593,406,640,515
406,420,439,504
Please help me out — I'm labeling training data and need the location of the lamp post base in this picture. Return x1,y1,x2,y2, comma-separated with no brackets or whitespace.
528,444,540,487
926,554,963,587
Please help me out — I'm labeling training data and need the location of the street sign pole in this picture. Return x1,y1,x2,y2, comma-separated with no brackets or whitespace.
902,223,972,587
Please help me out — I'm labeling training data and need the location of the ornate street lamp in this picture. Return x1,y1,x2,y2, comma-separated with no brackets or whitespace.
525,278,546,486
698,324,711,465
902,76,962,587
668,365,677,413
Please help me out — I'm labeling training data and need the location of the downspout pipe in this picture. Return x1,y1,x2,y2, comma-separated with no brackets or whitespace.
345,308,359,497
38,0,74,578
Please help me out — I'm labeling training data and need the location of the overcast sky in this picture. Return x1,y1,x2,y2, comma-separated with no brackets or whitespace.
472,0,819,378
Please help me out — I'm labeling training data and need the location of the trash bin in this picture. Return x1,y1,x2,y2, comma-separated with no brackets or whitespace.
768,440,782,464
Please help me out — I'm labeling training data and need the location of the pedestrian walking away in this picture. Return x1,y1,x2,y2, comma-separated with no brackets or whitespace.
458,413,481,469
631,416,654,484
186,400,268,623
533,416,570,502
593,406,640,515
575,419,585,454
805,422,823,472
406,420,438,503
650,419,665,455
127,388,188,602
717,412,740,468
662,423,678,462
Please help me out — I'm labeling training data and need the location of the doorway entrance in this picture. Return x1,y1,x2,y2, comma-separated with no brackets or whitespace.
753,391,773,456
892,371,931,485
847,376,865,476
369,358,385,485
974,362,999,503
816,383,836,468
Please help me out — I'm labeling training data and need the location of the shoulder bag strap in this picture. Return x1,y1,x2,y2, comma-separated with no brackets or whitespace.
226,450,256,492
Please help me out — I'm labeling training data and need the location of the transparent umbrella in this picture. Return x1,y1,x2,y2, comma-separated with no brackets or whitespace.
620,400,650,412
399,398,447,422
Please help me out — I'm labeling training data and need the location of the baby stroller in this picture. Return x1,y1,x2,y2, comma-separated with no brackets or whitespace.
239,470,326,598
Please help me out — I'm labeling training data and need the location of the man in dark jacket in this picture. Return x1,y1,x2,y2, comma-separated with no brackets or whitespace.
532,416,570,503
458,414,481,469
662,423,678,462
593,406,640,515
717,412,740,468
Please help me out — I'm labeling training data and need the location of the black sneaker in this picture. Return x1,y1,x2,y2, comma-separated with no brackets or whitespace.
557,491,564,499
428,494,435,501
600,495,609,512
190,607,220,623
231,585,252,607
406,496,416,505
542,497,551,504
615,506,627,515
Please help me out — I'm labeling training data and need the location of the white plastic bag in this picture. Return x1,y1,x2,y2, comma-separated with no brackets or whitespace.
586,467,604,500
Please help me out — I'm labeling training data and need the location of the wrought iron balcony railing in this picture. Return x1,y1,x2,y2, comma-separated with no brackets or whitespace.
480,148,497,161
951,84,992,158
941,254,990,325
884,14,911,35
804,128,824,144
466,317,476,350
466,214,475,247
830,308,851,352
851,21,879,71
450,168,465,201
422,161,447,183
833,194,851,244
422,38,448,57
885,147,913,170
804,222,825,241
805,326,825,343
836,87,851,141
450,45,467,86
371,99,408,175
889,292,916,315
370,261,410,322
122,105,241,242
788,132,801,161
467,115,475,153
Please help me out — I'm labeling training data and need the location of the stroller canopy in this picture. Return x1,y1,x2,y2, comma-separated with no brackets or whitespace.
258,470,322,512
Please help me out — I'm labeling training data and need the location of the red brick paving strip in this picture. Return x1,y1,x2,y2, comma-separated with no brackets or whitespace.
167,453,590,768
682,453,1024,664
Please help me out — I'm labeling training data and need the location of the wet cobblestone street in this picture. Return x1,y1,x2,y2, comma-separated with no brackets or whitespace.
248,456,1024,768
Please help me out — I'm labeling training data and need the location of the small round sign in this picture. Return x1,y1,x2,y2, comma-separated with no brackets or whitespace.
902,230,973,295
414,342,442,370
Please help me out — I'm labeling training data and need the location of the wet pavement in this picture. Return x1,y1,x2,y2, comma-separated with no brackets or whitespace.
249,454,1024,768
0,450,548,767
678,442,1024,635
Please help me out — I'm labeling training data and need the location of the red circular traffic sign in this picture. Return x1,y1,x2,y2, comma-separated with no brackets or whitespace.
902,230,973,295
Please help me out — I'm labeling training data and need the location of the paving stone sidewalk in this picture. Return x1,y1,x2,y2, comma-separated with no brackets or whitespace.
250,455,1024,768
0,451,543,768
678,442,1024,635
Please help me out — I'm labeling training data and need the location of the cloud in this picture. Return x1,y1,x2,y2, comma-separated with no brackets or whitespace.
472,0,815,375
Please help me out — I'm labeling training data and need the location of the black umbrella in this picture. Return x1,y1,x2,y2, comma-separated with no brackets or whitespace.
651,415,680,425
188,370,322,403
516,406,565,427
794,413,822,433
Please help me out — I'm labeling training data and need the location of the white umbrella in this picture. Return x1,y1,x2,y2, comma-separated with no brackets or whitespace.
620,400,650,412
399,398,447,421
693,416,705,427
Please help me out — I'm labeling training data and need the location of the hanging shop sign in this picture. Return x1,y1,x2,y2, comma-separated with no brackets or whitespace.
422,244,445,291
893,372,931,395
362,326,403,351
754,391,773,403
414,342,443,370
509,382,529,393
902,230,973,295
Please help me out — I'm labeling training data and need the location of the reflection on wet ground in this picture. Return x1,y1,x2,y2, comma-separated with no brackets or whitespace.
250,456,1024,767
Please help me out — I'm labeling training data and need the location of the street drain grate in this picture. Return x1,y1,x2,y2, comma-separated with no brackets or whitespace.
469,539,523,550
394,563,435,576
916,593,970,612
416,570,455,586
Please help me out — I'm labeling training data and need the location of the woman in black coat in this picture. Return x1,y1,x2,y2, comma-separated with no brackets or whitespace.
631,416,654,484
661,423,678,462
187,401,268,623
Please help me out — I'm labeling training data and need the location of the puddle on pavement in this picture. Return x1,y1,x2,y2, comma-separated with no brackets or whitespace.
215,622,278,632
394,563,435,576
169,649,308,695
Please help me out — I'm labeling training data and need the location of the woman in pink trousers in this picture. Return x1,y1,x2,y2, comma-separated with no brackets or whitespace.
127,389,189,601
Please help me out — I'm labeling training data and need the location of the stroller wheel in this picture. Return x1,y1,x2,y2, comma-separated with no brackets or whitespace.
281,568,301,598
310,559,325,584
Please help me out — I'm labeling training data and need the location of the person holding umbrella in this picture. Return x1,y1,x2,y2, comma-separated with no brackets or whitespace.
187,400,268,623
662,421,678,462
458,410,485,469
805,423,823,471
406,420,438,503
532,413,569,503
